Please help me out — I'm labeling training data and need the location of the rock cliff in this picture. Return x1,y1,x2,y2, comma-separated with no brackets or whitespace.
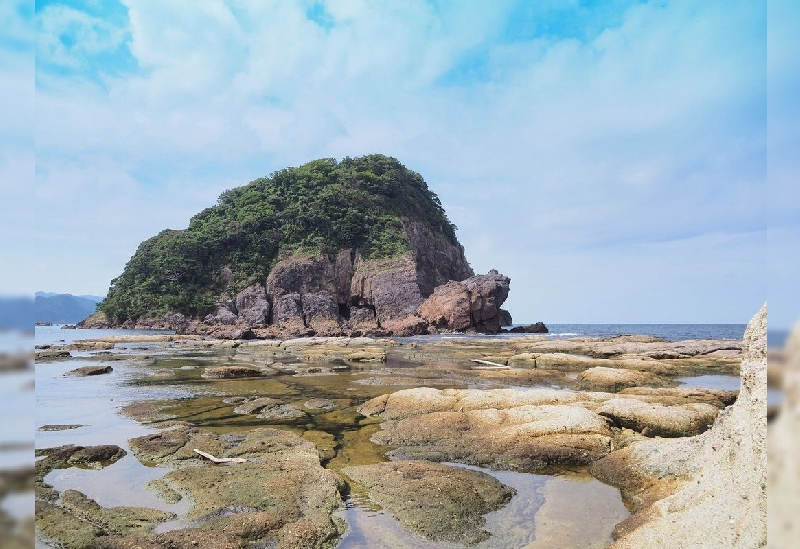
83,155,516,337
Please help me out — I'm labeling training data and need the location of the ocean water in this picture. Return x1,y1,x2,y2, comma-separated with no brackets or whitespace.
537,323,746,342
401,323,748,344
33,323,752,347
34,325,175,346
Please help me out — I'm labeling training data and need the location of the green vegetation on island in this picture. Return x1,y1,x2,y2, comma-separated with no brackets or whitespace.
99,154,458,323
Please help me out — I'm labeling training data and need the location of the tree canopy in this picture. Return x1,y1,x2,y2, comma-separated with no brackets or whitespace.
99,154,459,323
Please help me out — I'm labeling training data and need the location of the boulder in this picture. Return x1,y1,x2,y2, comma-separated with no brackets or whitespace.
418,280,472,330
417,270,511,334
509,321,548,333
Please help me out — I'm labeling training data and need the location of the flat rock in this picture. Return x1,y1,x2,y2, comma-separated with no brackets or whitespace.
64,365,113,377
360,388,613,471
35,349,72,361
126,425,343,549
577,366,673,391
201,365,263,379
343,460,515,545
231,397,282,415
37,424,83,432
597,398,720,437
303,399,339,412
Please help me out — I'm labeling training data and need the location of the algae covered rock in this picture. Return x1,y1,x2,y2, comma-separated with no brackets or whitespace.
343,460,515,545
126,425,344,549
64,365,113,377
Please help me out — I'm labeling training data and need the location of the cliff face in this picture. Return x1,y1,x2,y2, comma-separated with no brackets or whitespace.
85,155,513,337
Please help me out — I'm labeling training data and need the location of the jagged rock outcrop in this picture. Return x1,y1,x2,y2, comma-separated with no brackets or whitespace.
417,269,512,333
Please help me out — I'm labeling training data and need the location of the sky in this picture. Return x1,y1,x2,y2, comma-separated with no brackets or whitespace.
2,0,796,326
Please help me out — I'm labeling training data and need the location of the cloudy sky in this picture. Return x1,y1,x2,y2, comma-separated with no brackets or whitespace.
6,1,795,326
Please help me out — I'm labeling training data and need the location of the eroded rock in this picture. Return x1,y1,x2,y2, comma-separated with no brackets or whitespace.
590,305,766,548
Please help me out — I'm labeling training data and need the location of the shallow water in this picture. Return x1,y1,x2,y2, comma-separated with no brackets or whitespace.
678,374,782,407
336,464,627,549
34,335,631,548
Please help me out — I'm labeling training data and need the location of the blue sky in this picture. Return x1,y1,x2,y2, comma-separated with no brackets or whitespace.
4,0,795,326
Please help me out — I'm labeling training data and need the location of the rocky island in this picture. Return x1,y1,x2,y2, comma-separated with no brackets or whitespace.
80,155,515,338
35,155,766,548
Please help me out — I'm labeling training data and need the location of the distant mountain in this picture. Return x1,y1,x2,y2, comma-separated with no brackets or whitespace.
35,293,101,324
0,296,34,330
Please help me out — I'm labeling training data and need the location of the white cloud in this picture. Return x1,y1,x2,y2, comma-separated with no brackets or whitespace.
37,4,126,68
33,0,768,321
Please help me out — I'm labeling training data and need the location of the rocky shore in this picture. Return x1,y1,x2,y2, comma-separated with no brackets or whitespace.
80,267,517,338
35,309,766,548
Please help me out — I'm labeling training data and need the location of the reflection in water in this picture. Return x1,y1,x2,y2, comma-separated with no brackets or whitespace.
337,465,628,549
34,333,631,548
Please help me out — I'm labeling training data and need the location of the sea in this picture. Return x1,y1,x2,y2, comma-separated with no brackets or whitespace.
32,322,793,347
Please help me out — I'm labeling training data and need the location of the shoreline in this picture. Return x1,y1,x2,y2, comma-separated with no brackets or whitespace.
33,312,766,548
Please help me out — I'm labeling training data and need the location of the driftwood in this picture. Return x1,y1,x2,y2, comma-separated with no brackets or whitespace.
193,449,247,464
470,359,510,370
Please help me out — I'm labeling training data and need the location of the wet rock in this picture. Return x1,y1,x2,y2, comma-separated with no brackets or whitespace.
36,500,101,549
119,402,178,424
256,403,307,421
343,460,515,545
597,398,720,437
231,397,306,420
68,446,127,467
129,426,344,549
231,397,282,415
35,349,72,361
64,365,113,377
344,347,386,363
200,365,263,379
59,489,175,537
38,424,83,431
303,399,339,412
87,530,245,549
128,427,221,467
35,445,127,503
508,322,549,333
